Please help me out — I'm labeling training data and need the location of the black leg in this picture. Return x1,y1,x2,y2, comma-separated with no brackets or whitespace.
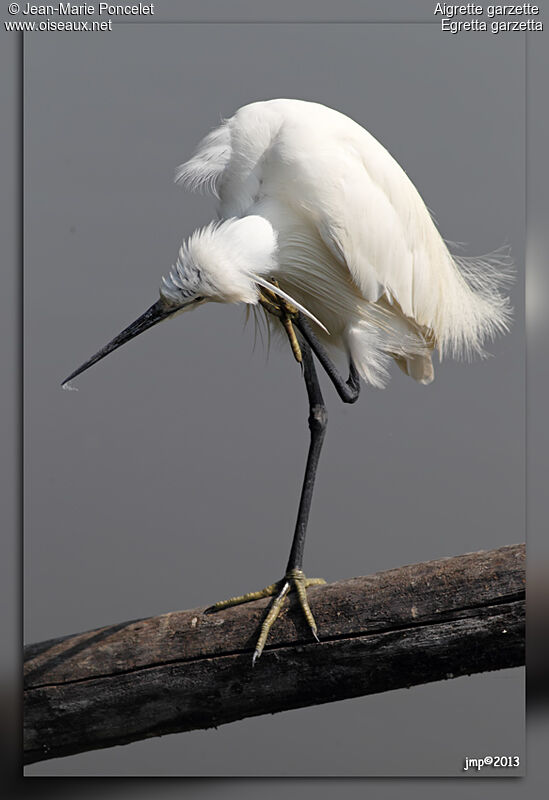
205,335,330,662
286,336,327,573
252,327,359,660
206,308,361,663
294,313,360,404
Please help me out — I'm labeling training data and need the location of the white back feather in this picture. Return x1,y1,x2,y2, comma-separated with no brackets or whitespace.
175,121,231,198
176,99,512,386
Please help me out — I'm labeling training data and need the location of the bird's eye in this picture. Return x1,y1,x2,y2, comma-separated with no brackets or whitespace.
194,296,204,303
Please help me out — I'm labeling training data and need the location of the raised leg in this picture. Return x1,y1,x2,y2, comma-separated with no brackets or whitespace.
294,313,360,404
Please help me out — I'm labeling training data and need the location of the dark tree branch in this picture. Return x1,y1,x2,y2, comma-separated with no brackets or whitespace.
24,544,525,764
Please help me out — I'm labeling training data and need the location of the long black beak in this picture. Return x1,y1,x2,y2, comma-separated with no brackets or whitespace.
61,299,175,387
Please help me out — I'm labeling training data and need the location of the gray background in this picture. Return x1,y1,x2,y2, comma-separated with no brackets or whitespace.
19,6,525,779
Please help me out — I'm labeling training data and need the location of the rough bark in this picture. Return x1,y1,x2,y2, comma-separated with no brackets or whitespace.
24,543,525,764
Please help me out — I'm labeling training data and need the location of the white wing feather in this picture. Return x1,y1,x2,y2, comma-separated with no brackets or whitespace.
176,99,511,384
175,121,231,198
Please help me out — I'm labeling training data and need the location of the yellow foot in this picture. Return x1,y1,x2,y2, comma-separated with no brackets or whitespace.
257,280,302,363
205,568,326,664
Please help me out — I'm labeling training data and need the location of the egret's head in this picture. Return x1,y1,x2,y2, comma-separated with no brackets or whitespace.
160,216,278,308
61,216,278,387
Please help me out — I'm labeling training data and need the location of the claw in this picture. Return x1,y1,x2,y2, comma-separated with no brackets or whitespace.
253,579,292,662
256,279,304,364
204,582,280,613
207,570,326,663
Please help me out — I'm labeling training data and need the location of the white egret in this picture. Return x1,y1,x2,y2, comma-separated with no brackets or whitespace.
63,99,512,662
